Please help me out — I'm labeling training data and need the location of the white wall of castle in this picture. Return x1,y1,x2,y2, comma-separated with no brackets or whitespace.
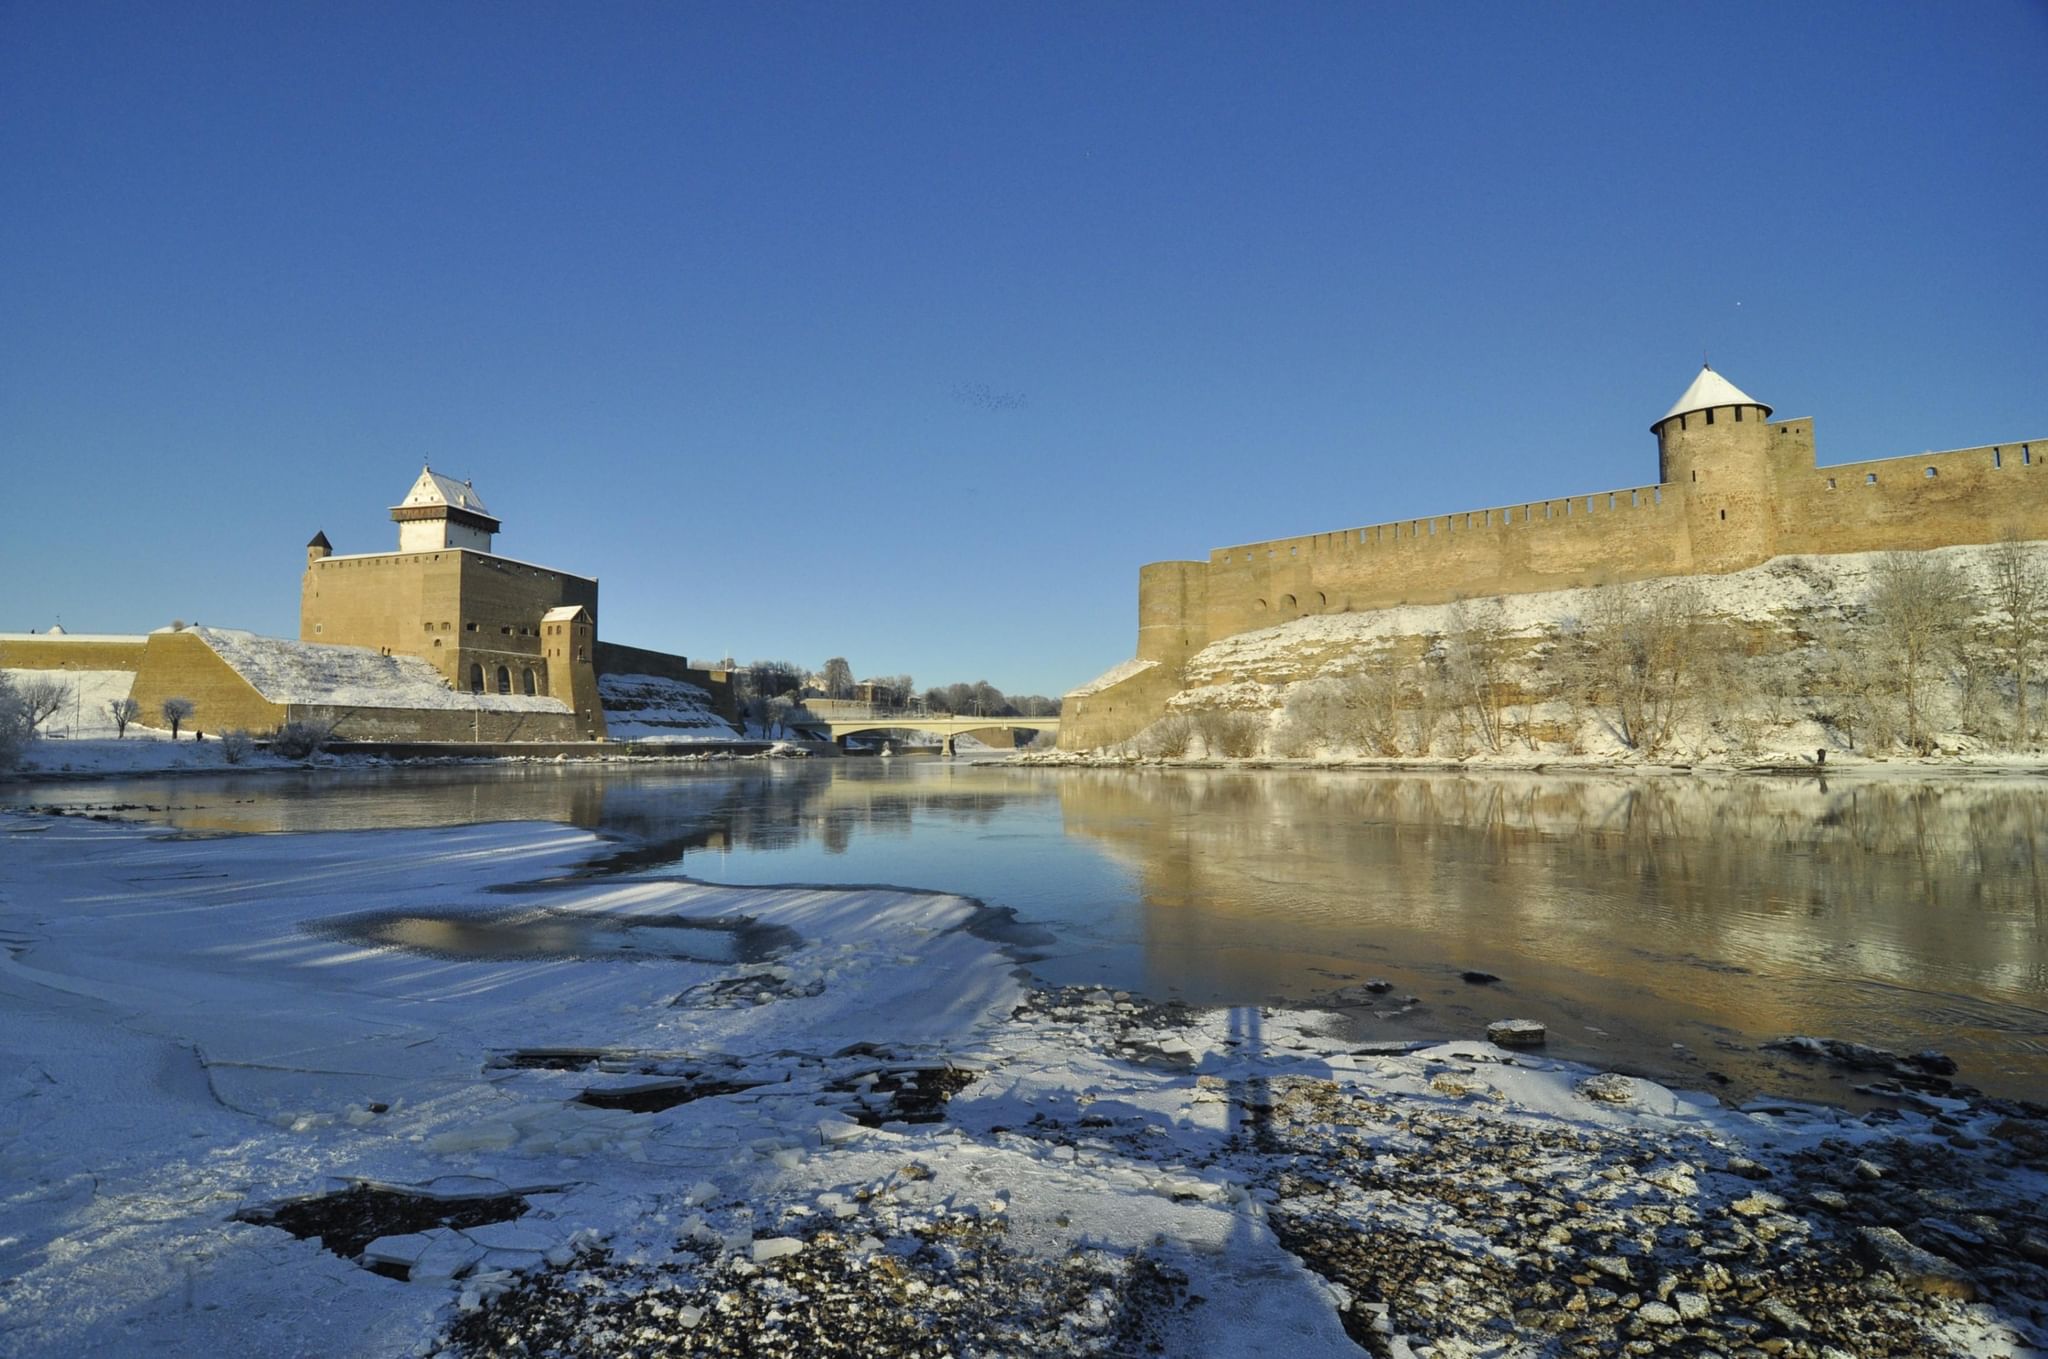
398,518,495,554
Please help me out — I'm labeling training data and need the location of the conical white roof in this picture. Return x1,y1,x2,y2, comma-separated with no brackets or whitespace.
1656,366,1770,428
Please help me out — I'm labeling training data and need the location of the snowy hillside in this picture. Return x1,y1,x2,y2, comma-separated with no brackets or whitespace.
1075,542,2048,763
598,672,739,742
195,628,567,712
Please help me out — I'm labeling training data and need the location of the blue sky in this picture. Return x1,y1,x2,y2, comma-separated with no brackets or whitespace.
4,2,2043,695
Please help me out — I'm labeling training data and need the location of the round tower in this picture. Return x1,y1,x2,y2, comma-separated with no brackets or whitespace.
306,529,332,566
1651,365,1778,574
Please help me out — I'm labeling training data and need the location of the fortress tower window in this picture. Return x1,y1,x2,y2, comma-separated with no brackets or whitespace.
496,666,511,694
2025,446,2033,465
465,622,477,632
523,668,536,696
1733,406,1743,421
1719,510,1727,520
1280,594,1296,611
1926,467,1938,478
1994,449,2003,468
1691,470,1697,481
1866,473,1878,484
469,664,484,693
1826,477,1837,490
1705,408,1715,424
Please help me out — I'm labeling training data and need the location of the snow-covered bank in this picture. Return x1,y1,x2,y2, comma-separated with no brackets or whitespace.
0,814,2041,1356
1065,542,2048,767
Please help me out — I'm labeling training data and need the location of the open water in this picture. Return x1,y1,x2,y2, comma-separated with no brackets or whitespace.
13,757,2047,1105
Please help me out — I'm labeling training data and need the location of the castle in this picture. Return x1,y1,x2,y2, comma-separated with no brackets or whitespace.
1061,366,2047,749
2,469,735,744
301,467,607,733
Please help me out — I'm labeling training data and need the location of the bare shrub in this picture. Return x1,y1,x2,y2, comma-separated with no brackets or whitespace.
15,676,68,735
1135,714,1192,759
1442,601,1511,753
270,720,335,760
1866,552,1976,752
161,696,195,739
1570,584,1708,755
108,696,141,738
1193,710,1264,758
1989,531,2047,747
219,729,255,764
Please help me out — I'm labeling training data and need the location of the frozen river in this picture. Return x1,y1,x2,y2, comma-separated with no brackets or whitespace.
15,757,2046,1106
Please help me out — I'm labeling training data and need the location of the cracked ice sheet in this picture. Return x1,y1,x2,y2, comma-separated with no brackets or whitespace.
0,813,1027,1356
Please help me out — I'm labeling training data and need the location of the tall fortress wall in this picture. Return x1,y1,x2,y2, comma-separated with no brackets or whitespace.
1066,367,2046,750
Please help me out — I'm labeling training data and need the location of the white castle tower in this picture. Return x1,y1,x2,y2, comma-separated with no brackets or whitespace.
389,466,500,553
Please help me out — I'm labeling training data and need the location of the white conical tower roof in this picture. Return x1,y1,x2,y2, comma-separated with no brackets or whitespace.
1656,365,1771,428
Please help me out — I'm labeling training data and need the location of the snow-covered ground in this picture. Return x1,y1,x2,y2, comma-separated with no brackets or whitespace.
1,812,2040,1356
597,673,741,743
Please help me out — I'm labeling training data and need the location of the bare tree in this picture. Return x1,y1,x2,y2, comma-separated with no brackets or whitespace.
219,729,255,764
1866,552,1976,752
161,696,195,739
1571,584,1707,755
0,675,29,769
1989,531,2047,747
1443,601,1511,753
819,657,854,700
108,696,141,738
15,676,68,735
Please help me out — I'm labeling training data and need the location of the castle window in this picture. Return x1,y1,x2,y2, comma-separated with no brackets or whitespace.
1691,470,1697,482
1733,406,1743,421
1866,472,1878,484
1826,477,1836,490
1315,591,1327,608
1256,598,1268,611
523,668,536,696
465,622,477,632
1994,449,2003,468
1925,467,1938,479
424,623,435,632
2025,446,2033,465
1705,408,1715,425
469,664,484,693
496,666,511,694
313,624,322,634
433,638,442,647
1719,510,1727,521
1280,594,1297,611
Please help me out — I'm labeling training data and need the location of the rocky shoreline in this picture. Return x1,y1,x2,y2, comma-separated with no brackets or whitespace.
439,987,2048,1358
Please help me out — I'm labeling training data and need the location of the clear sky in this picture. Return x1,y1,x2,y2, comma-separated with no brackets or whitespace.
4,2,2043,696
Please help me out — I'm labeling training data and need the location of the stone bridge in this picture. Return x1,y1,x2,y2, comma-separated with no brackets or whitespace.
788,706,1057,755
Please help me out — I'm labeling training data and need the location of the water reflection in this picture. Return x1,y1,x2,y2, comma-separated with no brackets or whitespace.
14,762,2046,1103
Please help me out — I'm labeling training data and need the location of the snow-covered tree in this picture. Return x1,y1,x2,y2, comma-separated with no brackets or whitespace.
161,696,195,739
108,696,141,738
